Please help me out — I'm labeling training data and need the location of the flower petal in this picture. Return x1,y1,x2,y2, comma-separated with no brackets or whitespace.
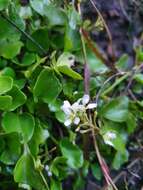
73,117,80,125
64,119,72,127
61,101,72,115
86,103,97,109
82,94,90,105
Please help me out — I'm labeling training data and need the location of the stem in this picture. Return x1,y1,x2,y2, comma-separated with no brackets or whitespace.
77,1,90,94
102,72,129,96
39,171,50,190
77,0,91,159
89,0,115,62
95,72,124,103
90,115,118,190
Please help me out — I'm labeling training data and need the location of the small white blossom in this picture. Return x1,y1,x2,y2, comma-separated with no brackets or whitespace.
45,165,49,171
86,103,97,109
82,94,90,105
61,101,72,115
45,165,52,177
47,171,52,177
61,94,97,127
64,119,72,127
73,117,80,125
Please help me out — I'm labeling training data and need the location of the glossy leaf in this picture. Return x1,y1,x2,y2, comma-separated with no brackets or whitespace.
30,0,50,16
0,133,21,165
60,138,84,169
0,76,13,95
0,40,23,59
101,96,129,122
14,149,47,190
29,120,49,156
7,85,27,111
0,0,9,11
0,95,12,110
34,68,62,103
2,113,35,143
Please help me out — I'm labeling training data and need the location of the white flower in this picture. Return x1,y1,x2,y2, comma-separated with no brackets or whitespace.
47,171,52,177
45,165,49,171
45,165,52,177
61,101,72,115
64,119,72,127
86,103,97,109
73,117,80,125
82,94,90,105
61,94,97,127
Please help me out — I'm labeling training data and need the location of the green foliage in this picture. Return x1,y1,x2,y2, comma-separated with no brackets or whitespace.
0,1,142,190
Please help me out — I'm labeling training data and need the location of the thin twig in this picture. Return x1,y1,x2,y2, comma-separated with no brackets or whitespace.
89,0,115,61
95,72,124,104
0,13,47,55
77,2,90,94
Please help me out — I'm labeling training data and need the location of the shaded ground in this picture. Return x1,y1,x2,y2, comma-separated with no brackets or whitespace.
82,0,143,65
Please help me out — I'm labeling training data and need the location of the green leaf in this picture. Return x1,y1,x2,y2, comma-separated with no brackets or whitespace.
33,68,62,103
64,26,81,51
91,164,102,180
2,113,35,143
58,65,82,80
1,67,16,78
50,179,62,190
14,150,47,190
22,53,36,66
44,5,67,26
134,73,143,84
0,39,23,59
116,54,129,71
30,0,50,16
126,113,136,134
0,95,12,110
0,17,21,41
112,151,129,170
60,138,84,169
26,28,49,54
29,120,49,156
0,0,9,11
50,157,68,180
57,52,75,67
56,52,82,79
0,76,13,95
101,121,128,153
7,85,27,111
0,133,21,165
101,96,129,122
76,48,108,74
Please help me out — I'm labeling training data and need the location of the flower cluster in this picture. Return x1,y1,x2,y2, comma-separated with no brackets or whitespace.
61,94,97,127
